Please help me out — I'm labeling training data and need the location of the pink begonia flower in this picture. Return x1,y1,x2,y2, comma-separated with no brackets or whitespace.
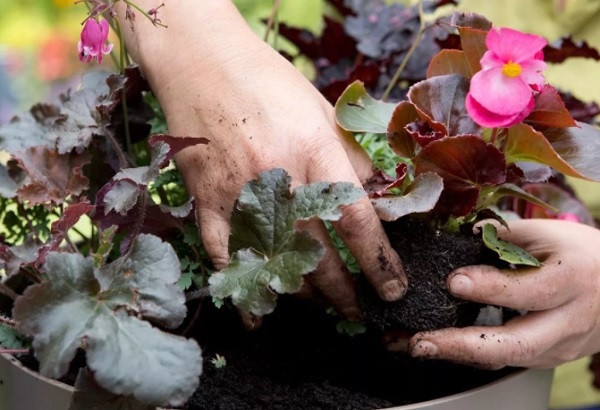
466,27,548,128
78,19,113,63
558,212,580,223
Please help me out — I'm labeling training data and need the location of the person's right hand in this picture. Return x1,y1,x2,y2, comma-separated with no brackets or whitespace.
115,0,408,320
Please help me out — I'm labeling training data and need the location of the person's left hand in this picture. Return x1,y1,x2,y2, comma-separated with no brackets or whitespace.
398,219,600,369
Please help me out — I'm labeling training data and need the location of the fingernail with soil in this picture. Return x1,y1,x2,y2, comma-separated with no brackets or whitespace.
386,337,410,353
411,340,438,358
449,274,473,297
379,279,406,302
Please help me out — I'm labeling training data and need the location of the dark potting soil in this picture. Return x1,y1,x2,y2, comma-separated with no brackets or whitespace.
358,217,506,332
185,298,513,410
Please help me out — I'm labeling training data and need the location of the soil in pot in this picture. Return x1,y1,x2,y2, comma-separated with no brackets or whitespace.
358,216,508,332
185,296,513,409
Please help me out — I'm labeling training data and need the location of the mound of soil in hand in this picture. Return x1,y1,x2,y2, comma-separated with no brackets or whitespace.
358,216,503,332
185,297,512,409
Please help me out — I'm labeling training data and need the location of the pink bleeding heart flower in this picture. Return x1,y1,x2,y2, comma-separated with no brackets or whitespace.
558,212,580,223
466,27,548,128
78,19,113,63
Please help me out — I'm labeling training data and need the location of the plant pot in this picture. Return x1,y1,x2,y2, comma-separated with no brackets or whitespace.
0,353,553,410
0,353,73,410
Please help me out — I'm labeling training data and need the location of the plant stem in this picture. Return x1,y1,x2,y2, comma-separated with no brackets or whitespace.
122,0,168,27
114,18,133,158
186,287,211,302
0,315,18,329
126,190,149,253
0,283,18,300
0,349,29,355
382,0,426,101
264,0,282,43
105,129,130,169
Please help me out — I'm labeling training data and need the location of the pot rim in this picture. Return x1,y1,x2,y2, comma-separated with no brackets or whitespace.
1,353,75,393
1,353,547,408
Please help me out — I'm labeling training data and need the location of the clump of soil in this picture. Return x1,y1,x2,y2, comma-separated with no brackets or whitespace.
185,297,513,409
358,216,504,332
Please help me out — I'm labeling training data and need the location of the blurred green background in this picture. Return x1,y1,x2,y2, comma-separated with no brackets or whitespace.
1,0,599,407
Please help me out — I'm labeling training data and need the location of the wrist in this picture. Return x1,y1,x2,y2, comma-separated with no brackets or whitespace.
113,0,265,98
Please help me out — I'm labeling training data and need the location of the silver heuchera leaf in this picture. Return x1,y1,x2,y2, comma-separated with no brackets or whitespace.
0,163,18,198
86,312,201,406
69,368,154,410
0,71,111,155
97,234,186,328
13,235,201,406
210,168,365,315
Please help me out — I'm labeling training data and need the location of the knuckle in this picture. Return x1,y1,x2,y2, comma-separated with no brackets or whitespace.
505,333,536,365
305,138,342,170
335,202,374,237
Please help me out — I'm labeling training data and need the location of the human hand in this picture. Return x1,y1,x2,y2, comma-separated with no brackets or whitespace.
405,219,600,369
115,0,407,320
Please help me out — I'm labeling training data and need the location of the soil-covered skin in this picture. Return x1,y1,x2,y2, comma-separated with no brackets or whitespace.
358,216,504,332
185,297,513,409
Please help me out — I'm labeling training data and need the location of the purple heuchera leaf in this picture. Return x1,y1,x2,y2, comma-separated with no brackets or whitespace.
543,36,600,63
100,135,208,216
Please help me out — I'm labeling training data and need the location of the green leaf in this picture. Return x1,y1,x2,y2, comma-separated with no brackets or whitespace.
335,81,397,134
0,323,28,349
177,272,194,291
69,368,153,410
183,224,201,247
481,224,541,267
336,320,367,337
476,183,558,213
371,173,444,221
13,235,201,406
93,225,118,268
210,168,365,315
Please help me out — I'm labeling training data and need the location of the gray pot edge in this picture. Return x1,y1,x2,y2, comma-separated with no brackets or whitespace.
0,353,554,410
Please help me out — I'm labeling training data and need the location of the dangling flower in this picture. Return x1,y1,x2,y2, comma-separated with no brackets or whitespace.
466,27,548,128
558,212,580,223
78,19,113,63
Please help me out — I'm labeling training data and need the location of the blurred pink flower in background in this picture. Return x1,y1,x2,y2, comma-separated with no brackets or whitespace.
78,19,113,63
466,27,548,128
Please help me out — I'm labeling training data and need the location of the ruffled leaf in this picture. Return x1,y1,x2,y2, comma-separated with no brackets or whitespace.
371,173,444,221
386,101,419,158
210,168,365,315
69,368,153,410
14,147,91,205
13,235,201,406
